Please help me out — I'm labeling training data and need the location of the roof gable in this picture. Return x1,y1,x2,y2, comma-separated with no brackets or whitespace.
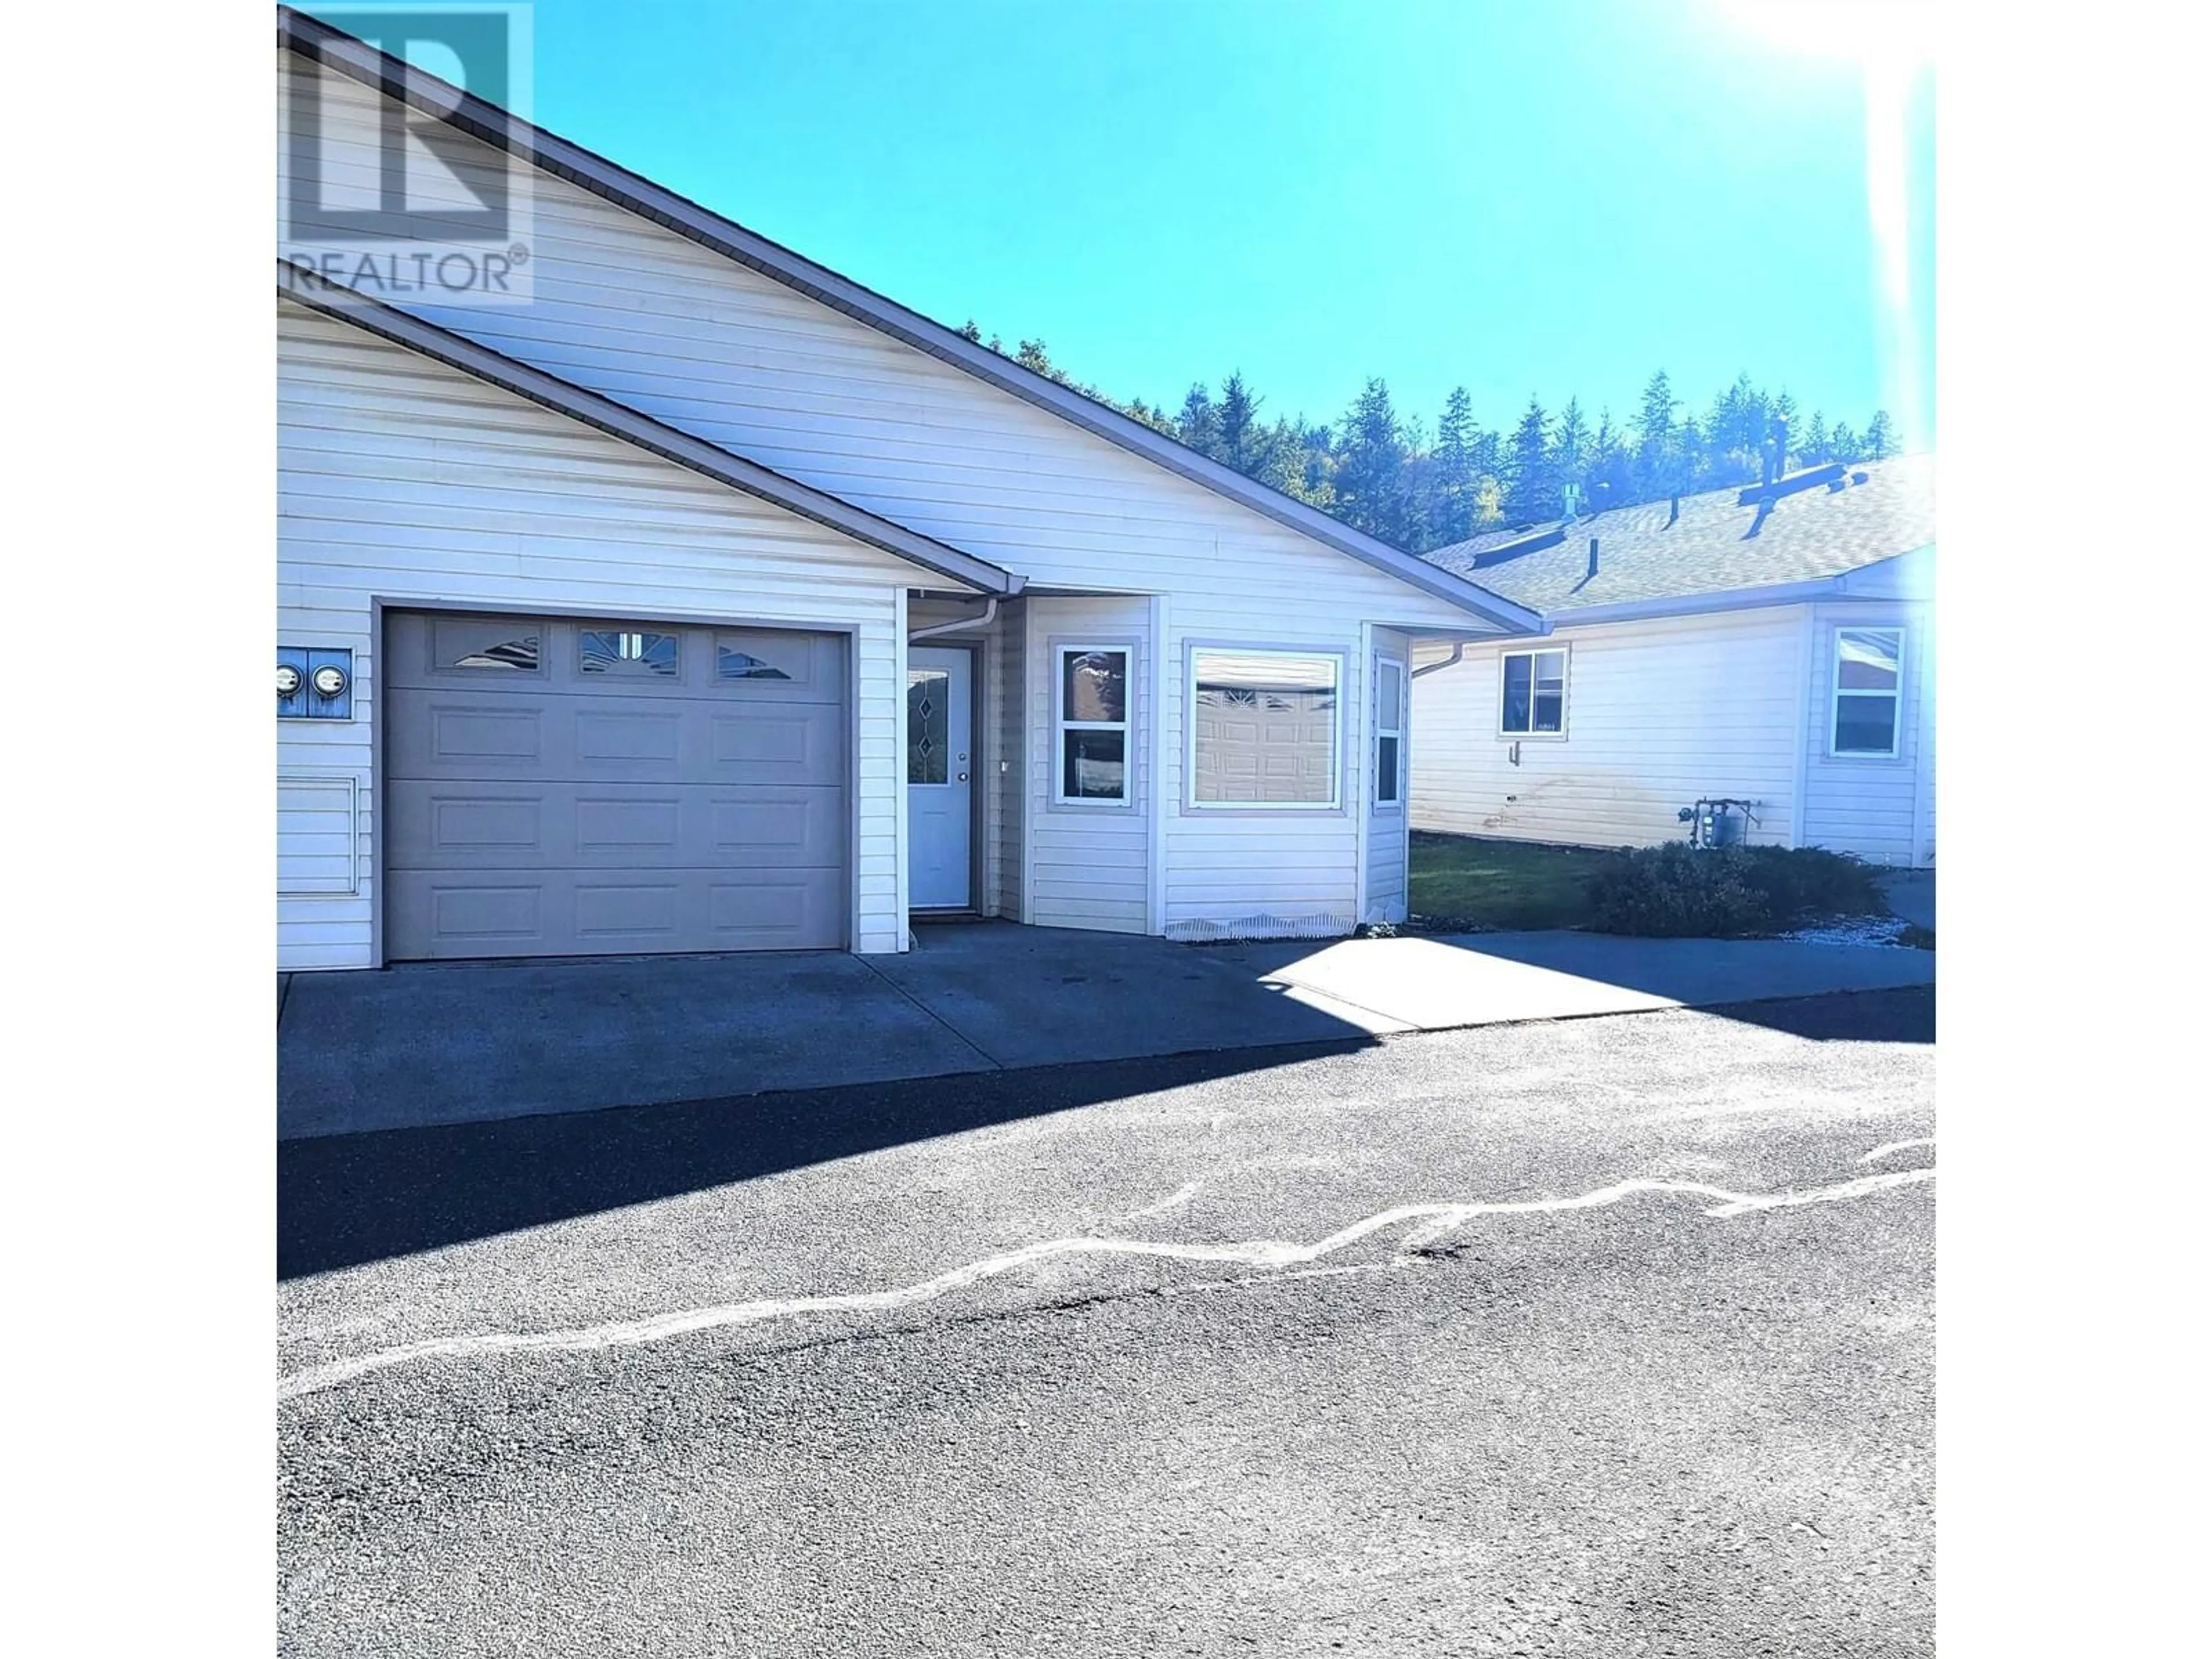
275,7,1540,633
280,260,1022,596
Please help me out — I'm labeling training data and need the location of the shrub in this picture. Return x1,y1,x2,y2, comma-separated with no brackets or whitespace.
1585,843,1885,938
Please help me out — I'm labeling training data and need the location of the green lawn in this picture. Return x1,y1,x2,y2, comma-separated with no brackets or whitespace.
1406,831,1623,932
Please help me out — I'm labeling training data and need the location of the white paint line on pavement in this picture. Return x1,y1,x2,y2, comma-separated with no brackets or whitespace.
278,1156,1935,1403
1860,1137,1936,1165
1118,1179,1205,1221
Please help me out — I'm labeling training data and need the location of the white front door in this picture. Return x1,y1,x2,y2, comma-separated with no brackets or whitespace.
906,645,974,908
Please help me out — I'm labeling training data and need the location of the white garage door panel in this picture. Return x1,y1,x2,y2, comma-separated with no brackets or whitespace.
382,612,847,959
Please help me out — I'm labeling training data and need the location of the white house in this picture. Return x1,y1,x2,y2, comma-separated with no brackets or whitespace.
274,10,1543,972
1408,454,1936,868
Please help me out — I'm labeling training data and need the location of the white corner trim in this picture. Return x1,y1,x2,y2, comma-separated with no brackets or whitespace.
1789,604,1813,846
1148,595,1170,936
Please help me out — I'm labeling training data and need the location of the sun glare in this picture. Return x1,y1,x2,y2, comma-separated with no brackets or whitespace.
1714,0,1936,70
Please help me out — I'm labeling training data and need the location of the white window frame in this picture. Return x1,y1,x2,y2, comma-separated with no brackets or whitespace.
1052,641,1135,808
1498,645,1570,738
1829,626,1905,759
1184,645,1346,812
1373,656,1406,811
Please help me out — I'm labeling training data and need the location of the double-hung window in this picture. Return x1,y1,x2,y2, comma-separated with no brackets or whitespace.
1499,647,1567,736
1374,658,1406,806
1831,627,1904,756
1056,646,1131,804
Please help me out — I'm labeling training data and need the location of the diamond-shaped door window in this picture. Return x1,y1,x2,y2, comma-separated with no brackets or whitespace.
906,670,949,784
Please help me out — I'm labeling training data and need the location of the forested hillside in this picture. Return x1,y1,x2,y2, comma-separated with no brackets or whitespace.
957,321,1900,554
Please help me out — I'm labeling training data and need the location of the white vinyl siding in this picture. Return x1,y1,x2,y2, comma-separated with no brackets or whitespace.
1411,608,1806,851
284,54,1518,944
278,774,361,898
283,56,1480,627
278,299,921,969
1801,603,1934,866
1025,599,1152,933
993,600,1027,919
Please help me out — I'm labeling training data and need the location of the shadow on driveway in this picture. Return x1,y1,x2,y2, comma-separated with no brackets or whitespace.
278,983,1933,1282
277,1037,1371,1279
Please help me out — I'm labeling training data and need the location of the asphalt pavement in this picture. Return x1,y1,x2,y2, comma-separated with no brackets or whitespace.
278,988,1936,1657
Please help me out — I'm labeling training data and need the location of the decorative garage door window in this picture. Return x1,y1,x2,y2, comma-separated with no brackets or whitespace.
1832,627,1904,756
907,666,949,785
434,618,541,673
1190,648,1340,808
717,630,819,687
1056,646,1130,804
717,645,793,680
579,629,680,677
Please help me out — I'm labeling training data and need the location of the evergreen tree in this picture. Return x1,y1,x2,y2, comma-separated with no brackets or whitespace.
1588,408,1635,508
1550,397,1592,507
1270,416,1336,510
1635,370,1680,497
1216,372,1263,474
1334,378,1410,544
1503,396,1556,525
956,314,1909,548
1014,338,1057,379
1771,389,1798,471
1431,387,1480,546
1177,384,1220,459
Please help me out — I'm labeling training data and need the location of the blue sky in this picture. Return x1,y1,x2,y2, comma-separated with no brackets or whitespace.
321,0,1935,446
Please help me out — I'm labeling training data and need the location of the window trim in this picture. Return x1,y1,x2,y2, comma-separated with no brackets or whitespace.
1828,625,1906,759
1184,643,1347,813
1498,645,1570,740
1373,654,1407,812
1051,639,1137,809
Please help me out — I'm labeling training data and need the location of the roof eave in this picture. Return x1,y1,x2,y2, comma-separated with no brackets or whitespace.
276,6,1537,633
279,260,1022,597
1541,569,1931,627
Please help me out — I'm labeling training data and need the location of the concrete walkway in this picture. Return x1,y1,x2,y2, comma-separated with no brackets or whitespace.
278,923,1934,1139
1881,870,1937,932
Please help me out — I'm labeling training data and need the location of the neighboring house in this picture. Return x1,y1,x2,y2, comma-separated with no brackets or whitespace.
1408,453,1936,867
274,10,1543,971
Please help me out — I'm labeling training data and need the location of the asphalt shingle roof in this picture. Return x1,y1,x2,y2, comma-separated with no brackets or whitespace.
1420,453,1935,616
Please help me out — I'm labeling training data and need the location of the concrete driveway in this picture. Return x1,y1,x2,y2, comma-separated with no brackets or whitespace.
278,922,1934,1139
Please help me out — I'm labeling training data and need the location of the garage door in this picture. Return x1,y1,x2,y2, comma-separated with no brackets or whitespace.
383,611,847,959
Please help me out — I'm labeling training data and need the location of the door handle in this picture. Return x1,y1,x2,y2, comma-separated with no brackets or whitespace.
958,771,969,782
